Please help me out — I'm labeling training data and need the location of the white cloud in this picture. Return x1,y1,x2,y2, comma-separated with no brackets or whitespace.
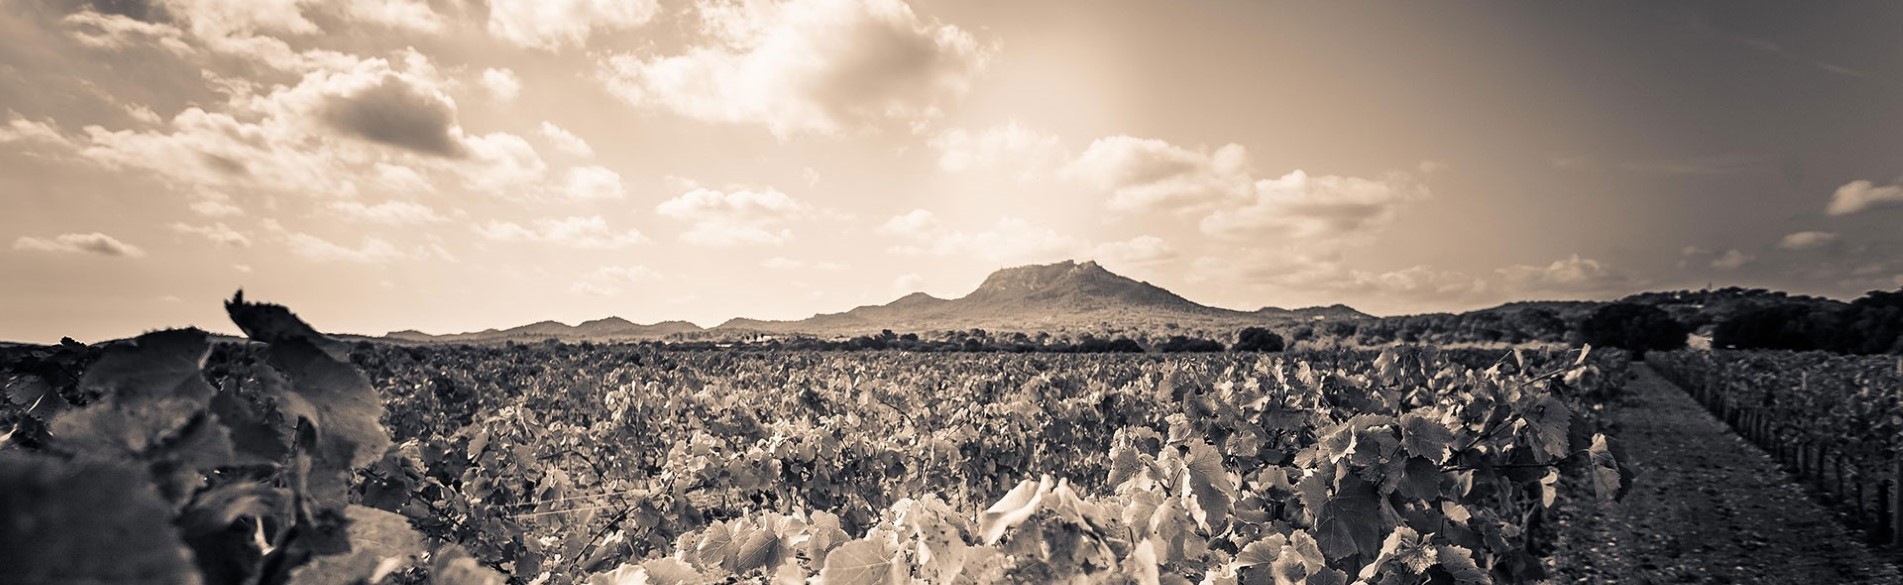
169,222,251,246
1351,265,1485,297
482,68,523,103
877,208,940,235
189,196,245,217
0,117,67,145
475,216,648,249
1064,135,1250,211
892,272,925,293
13,232,147,258
1711,249,1755,270
340,0,445,33
1778,230,1839,251
1091,235,1175,266
1497,254,1629,294
1062,135,1430,249
327,200,446,225
879,210,1081,263
283,233,408,263
61,11,196,56
1827,179,1903,215
488,0,661,51
571,265,663,296
655,187,814,246
598,0,992,138
539,122,595,158
929,122,1066,179
564,166,626,200
762,257,846,271
1199,169,1429,243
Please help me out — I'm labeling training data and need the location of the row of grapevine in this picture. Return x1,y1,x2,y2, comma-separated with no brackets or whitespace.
0,295,1637,584
1649,350,1903,543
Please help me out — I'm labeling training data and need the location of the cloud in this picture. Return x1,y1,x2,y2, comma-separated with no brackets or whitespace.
571,265,663,296
327,200,446,225
283,232,408,263
340,0,445,33
1199,169,1429,243
482,68,522,103
189,194,245,217
1827,179,1903,215
487,0,661,51
1064,135,1251,211
1062,135,1431,248
929,122,1065,179
0,117,68,145
61,11,196,55
564,166,626,200
475,216,648,249
13,232,147,258
1189,250,1482,299
318,70,466,157
1091,235,1175,266
655,187,814,246
45,48,555,205
892,272,924,293
598,0,992,138
1496,254,1631,294
761,257,845,271
539,122,595,158
169,222,251,246
879,209,1081,263
1778,230,1839,251
1710,249,1755,270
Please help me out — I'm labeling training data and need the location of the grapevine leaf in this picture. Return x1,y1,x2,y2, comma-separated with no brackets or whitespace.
1181,440,1236,533
77,328,215,405
979,476,1050,545
818,539,900,585
731,522,782,574
1306,567,1349,585
1524,396,1572,459
0,452,201,585
1431,545,1490,584
807,510,851,566
694,520,735,570
1315,474,1384,561
225,291,352,362
4,374,69,419
434,555,506,585
178,481,292,585
1588,433,1624,501
1233,535,1285,568
590,560,700,585
1124,538,1160,585
287,505,424,585
1398,412,1452,463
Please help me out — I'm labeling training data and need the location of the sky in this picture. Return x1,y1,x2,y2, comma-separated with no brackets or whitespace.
3,0,1903,342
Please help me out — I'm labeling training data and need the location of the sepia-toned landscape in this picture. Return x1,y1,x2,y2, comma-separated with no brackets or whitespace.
4,1,1903,584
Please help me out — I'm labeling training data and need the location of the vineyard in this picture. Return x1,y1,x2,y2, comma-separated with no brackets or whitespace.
0,295,1637,585
1650,349,1903,541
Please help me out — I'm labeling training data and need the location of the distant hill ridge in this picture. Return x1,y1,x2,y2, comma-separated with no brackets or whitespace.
385,259,1371,342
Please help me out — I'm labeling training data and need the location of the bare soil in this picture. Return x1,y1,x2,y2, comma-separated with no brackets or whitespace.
1549,363,1902,584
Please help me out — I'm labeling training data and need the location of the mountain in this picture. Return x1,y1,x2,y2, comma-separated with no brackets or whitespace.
710,260,1368,337
386,317,704,343
381,260,1369,343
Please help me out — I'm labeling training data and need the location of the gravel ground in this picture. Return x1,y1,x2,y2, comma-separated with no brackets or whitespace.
1549,363,1903,585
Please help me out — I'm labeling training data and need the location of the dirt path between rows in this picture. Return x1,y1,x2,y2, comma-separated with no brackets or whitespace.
1550,363,1902,584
